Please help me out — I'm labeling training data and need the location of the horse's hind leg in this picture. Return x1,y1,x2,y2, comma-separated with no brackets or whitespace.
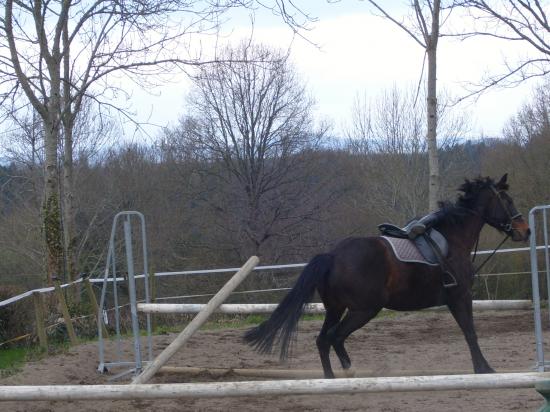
448,294,494,374
328,308,381,374
316,307,345,379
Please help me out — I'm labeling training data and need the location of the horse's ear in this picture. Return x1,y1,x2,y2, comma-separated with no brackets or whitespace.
496,173,508,190
459,178,472,193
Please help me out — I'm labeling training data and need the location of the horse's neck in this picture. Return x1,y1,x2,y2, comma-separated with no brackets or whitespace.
439,213,484,254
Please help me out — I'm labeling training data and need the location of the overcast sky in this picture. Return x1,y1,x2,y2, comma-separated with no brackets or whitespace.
128,1,538,141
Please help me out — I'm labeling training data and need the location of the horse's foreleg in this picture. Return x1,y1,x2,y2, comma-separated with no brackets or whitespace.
447,294,495,374
316,308,344,379
328,308,381,373
333,342,352,370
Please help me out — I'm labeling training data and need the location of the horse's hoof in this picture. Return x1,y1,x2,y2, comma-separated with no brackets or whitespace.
343,368,356,378
475,367,495,374
339,357,352,370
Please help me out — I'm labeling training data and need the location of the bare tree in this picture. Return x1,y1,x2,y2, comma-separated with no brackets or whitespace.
3,109,44,170
494,81,550,207
346,85,468,222
349,87,427,221
62,100,115,288
366,1,458,211
504,81,550,144
179,42,328,260
457,1,550,94
0,0,311,284
0,141,44,281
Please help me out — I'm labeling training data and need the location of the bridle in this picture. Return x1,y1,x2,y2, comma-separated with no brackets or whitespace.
472,185,522,274
483,186,522,235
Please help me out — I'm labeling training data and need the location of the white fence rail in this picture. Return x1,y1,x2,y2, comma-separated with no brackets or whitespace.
137,300,533,314
1,245,547,309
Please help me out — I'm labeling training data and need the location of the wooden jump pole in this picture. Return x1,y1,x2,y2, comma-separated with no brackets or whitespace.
149,266,157,333
469,300,532,310
137,300,532,315
132,256,260,384
1,372,550,401
138,302,325,314
157,366,526,380
158,366,357,379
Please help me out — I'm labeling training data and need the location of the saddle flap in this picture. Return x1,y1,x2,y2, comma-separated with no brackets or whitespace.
413,229,448,264
381,229,448,266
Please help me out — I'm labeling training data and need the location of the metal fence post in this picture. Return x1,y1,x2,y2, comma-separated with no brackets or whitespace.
124,217,142,372
530,206,550,372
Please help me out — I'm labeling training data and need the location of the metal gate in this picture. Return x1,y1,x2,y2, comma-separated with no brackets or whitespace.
96,211,153,379
530,205,550,371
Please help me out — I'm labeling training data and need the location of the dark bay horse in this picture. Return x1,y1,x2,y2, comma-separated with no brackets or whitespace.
244,175,530,378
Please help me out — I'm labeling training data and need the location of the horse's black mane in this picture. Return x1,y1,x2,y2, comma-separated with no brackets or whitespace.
436,176,506,226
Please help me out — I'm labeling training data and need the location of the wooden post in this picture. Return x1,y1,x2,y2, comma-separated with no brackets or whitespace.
132,256,259,384
32,292,48,350
84,278,108,338
53,280,78,346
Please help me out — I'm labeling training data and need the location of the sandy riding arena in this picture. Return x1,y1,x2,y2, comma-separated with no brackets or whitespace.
0,309,546,411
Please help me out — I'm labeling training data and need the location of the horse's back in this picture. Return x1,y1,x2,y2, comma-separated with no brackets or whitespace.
329,236,391,276
321,236,447,311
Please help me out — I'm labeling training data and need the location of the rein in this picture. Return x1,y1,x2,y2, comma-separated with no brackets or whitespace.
472,234,510,275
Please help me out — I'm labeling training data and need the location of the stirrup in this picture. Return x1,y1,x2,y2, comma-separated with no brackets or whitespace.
442,272,458,288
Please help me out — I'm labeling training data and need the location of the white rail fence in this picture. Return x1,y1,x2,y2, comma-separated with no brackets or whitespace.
1,245,545,309
0,244,544,349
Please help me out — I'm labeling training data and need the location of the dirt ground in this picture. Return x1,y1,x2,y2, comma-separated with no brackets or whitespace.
0,309,547,411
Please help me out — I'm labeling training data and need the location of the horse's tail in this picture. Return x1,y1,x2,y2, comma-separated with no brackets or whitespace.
244,253,333,360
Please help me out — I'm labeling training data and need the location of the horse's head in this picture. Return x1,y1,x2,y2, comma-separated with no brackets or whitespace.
459,174,530,241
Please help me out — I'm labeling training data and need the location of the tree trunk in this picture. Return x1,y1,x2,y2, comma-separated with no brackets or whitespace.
63,122,78,287
43,119,64,285
44,48,64,286
62,17,78,289
426,0,440,211
426,46,439,211
61,16,79,299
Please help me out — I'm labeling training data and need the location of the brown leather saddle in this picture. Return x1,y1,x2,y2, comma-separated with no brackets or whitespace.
378,218,457,288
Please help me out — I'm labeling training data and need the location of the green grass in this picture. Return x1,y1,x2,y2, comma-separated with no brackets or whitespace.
0,346,32,377
0,347,27,369
0,340,73,378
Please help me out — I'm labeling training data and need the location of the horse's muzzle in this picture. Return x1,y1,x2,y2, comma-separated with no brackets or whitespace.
511,218,530,241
